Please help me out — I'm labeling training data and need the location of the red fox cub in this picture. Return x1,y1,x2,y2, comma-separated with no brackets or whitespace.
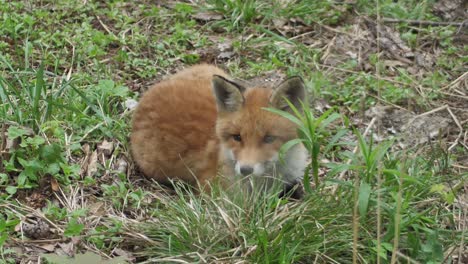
131,64,308,195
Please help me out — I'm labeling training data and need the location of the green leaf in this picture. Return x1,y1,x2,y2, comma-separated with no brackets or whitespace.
358,181,372,220
430,184,445,193
25,136,46,147
40,143,63,163
317,110,340,128
112,85,129,98
64,218,84,237
33,64,45,123
0,232,7,247
69,208,88,218
97,80,114,95
6,186,17,195
373,240,392,260
18,157,43,171
324,128,347,153
175,2,193,14
45,163,61,175
445,192,455,204
17,171,28,186
7,126,28,139
17,158,42,185
325,163,355,176
0,218,6,231
0,173,8,185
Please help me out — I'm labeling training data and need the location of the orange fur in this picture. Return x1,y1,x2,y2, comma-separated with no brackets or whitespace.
131,64,308,190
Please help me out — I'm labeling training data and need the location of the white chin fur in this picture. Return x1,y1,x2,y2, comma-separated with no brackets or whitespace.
253,163,265,175
234,162,241,175
280,143,309,182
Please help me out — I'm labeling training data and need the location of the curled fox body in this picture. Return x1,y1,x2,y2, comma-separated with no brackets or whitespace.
130,64,308,193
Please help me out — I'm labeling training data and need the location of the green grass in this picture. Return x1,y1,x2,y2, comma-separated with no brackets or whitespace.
1,0,466,263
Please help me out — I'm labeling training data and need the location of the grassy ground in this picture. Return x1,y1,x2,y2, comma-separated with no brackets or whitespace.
1,0,467,263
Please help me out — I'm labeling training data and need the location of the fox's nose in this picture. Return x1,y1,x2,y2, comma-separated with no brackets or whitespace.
240,166,254,176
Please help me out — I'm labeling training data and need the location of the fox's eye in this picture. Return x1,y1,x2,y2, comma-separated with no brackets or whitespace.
232,134,242,142
263,135,276,143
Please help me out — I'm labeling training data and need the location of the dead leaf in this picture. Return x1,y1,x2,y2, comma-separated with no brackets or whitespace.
217,41,233,52
112,248,134,262
80,144,91,177
115,158,128,175
125,99,138,110
191,11,223,22
71,236,81,245
98,140,114,157
58,241,75,256
217,51,235,60
272,18,288,28
50,177,60,192
383,60,407,68
414,52,435,68
407,66,423,76
14,222,21,232
88,201,105,216
274,41,294,51
87,151,98,178
37,243,57,252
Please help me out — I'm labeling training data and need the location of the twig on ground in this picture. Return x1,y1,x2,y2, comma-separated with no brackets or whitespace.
452,163,468,170
7,202,64,232
368,93,410,111
409,105,448,120
320,36,336,63
382,18,467,27
439,91,468,100
10,238,67,244
394,247,419,263
95,15,117,38
320,22,367,39
446,107,464,151
441,71,468,91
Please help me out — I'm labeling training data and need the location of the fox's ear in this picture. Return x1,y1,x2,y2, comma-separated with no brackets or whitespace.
212,75,245,112
270,76,306,112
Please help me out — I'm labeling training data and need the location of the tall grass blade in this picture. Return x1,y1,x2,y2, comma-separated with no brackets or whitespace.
32,64,45,131
358,181,371,221
263,107,303,127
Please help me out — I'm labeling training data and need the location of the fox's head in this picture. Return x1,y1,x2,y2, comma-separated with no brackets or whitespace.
212,75,306,177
